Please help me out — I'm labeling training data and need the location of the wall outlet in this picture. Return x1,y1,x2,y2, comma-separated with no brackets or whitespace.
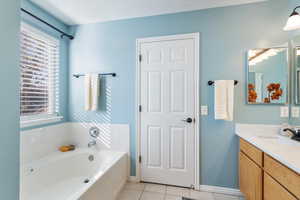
201,105,208,116
280,106,289,118
292,107,300,118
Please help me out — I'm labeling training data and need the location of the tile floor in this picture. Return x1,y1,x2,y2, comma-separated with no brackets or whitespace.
117,182,245,200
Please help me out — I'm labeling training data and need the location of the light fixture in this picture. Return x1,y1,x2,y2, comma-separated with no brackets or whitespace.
284,6,300,31
249,48,284,66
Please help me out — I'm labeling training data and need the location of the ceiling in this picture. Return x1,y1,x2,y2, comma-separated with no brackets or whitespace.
30,0,266,25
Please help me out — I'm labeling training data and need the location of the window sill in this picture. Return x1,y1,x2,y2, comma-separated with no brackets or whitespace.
20,116,63,128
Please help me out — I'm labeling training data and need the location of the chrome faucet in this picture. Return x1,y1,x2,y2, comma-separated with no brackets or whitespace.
88,127,99,147
283,128,300,142
88,140,97,148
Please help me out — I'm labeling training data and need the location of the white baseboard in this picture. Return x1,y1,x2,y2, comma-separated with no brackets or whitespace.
199,185,243,197
126,178,242,197
128,176,139,182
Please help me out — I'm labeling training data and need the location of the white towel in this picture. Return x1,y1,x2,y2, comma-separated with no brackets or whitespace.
84,74,92,111
214,80,234,121
91,74,100,111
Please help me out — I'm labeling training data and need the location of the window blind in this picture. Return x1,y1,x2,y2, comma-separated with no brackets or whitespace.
20,23,59,117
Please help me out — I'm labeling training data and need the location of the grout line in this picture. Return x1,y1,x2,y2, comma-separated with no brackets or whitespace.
164,184,167,194
164,185,167,200
139,182,145,200
138,186,143,200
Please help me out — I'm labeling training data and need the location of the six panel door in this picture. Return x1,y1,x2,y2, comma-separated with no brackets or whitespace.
140,38,196,187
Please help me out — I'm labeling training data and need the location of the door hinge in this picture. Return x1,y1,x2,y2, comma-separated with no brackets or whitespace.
139,54,142,62
139,155,142,163
139,105,142,112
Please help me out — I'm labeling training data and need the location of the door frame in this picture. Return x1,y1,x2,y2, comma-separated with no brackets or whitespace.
135,33,200,189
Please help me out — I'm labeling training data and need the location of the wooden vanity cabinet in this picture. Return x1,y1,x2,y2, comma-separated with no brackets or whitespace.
239,138,300,200
264,154,300,199
240,138,263,166
264,172,297,200
239,151,262,200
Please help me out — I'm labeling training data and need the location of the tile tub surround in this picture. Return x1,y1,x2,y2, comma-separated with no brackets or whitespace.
235,124,300,174
21,122,130,164
118,182,244,200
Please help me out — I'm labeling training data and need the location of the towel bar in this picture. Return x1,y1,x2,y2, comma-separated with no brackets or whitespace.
208,80,238,86
73,73,116,78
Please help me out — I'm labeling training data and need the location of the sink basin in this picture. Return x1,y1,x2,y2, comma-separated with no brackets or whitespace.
256,135,300,147
256,135,279,139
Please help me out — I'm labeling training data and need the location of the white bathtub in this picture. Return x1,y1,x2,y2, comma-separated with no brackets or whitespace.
21,148,128,200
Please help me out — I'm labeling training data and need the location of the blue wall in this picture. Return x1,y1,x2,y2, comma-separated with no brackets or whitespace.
21,0,70,130
69,0,290,188
0,0,20,199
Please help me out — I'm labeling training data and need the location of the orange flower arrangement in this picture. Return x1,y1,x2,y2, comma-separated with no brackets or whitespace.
248,84,257,103
264,83,283,103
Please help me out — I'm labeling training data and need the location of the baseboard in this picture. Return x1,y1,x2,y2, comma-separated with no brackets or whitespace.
199,185,243,196
128,176,139,182
126,178,242,197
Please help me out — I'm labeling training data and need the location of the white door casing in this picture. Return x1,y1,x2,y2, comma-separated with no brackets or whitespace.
136,33,200,188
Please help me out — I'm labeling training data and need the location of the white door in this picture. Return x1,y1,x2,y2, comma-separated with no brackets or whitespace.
139,34,198,187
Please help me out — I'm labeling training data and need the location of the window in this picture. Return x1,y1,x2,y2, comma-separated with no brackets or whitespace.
20,23,61,127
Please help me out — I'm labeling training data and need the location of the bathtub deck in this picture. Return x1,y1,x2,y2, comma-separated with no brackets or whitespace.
28,176,89,200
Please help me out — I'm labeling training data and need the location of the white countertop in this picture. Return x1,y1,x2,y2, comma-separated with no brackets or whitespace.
236,124,300,174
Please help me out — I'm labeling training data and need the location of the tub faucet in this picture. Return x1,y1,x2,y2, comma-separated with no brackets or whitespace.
88,140,97,148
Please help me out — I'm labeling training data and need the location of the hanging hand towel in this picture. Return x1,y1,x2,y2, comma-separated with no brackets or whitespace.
91,74,100,111
214,80,234,121
84,74,92,111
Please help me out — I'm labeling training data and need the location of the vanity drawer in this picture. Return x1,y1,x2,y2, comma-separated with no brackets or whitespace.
240,138,263,167
264,154,300,199
264,172,297,200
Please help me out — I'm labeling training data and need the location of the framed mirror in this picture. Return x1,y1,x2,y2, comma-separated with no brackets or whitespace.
290,35,300,106
294,46,300,105
246,47,288,104
294,46,300,104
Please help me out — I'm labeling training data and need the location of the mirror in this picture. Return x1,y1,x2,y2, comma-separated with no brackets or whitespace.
289,36,300,125
290,35,300,106
295,47,300,104
247,47,288,104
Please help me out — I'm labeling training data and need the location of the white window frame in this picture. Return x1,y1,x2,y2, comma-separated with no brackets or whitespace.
20,23,63,128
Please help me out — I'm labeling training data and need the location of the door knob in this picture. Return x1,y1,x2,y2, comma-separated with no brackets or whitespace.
182,118,193,123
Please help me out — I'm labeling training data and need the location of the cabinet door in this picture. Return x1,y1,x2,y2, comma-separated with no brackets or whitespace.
264,172,297,200
240,139,263,167
264,154,300,199
239,152,262,200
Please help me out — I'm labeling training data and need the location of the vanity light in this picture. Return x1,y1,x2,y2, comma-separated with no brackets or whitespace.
249,49,282,66
284,6,300,31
